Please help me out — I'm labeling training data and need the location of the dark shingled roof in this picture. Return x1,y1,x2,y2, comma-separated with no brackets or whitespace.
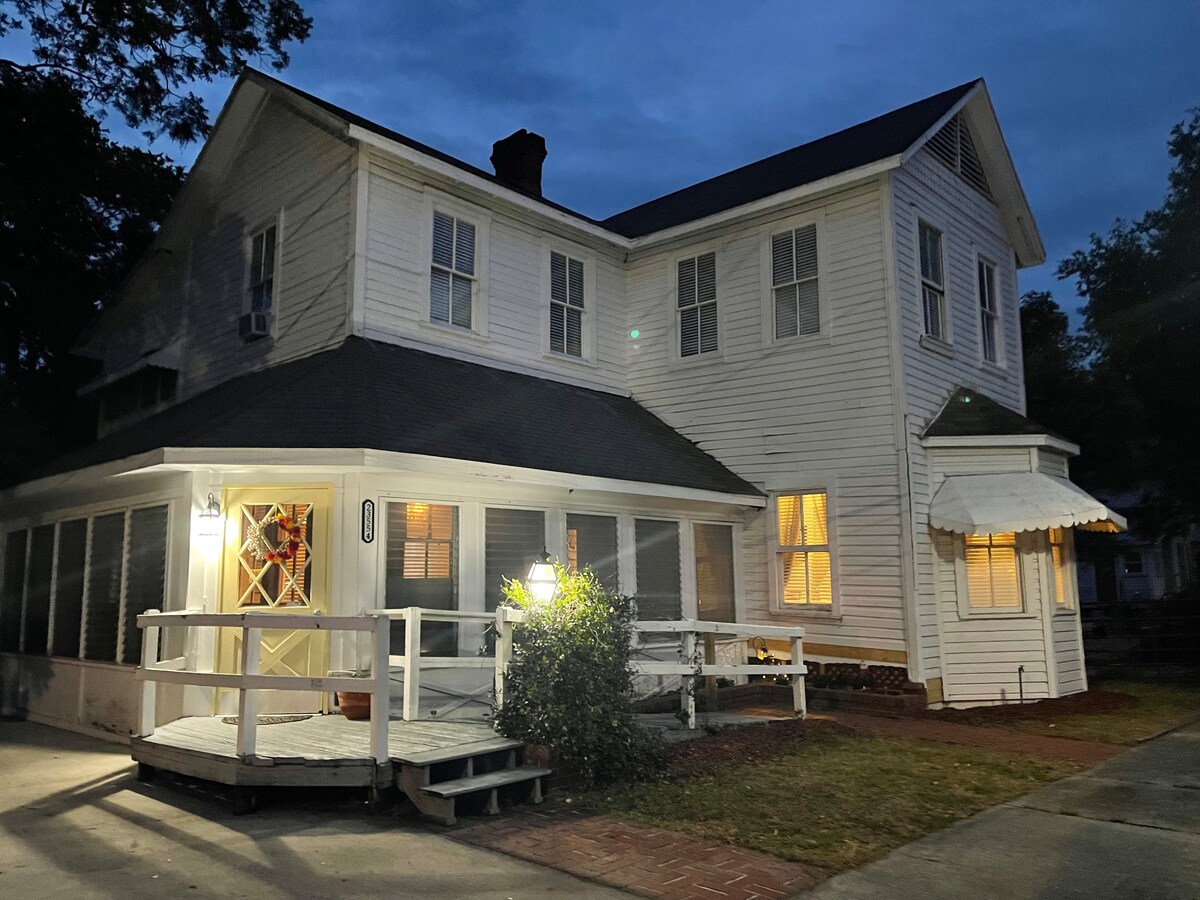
601,80,980,238
29,337,761,497
923,387,1068,441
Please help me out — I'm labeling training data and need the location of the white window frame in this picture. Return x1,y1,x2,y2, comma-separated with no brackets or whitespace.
768,487,838,617
1044,527,1078,614
976,253,1002,366
674,248,720,360
917,219,950,346
953,531,1037,619
760,210,829,348
691,519,742,624
244,212,283,335
420,194,491,339
542,241,597,363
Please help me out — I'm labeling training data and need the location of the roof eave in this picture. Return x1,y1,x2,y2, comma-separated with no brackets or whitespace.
921,433,1081,456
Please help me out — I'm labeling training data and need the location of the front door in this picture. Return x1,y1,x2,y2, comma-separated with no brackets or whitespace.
216,485,333,714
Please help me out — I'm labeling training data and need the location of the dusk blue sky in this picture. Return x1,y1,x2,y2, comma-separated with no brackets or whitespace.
7,1,1197,324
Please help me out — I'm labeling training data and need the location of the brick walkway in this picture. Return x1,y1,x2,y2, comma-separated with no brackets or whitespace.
453,804,824,899
821,711,1123,767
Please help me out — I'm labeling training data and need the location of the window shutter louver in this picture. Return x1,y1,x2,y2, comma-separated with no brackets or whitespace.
679,306,700,356
775,286,799,339
699,302,719,353
485,508,545,612
51,520,87,658
927,113,992,199
634,519,681,620
772,232,794,286
566,514,619,592
432,212,455,269
677,251,718,356
568,258,585,307
697,252,716,303
121,506,169,664
550,252,567,303
565,307,583,356
454,220,475,275
83,512,126,662
22,525,54,655
772,226,820,339
677,258,696,308
549,252,586,356
450,276,472,328
549,303,565,352
798,281,820,336
430,271,450,323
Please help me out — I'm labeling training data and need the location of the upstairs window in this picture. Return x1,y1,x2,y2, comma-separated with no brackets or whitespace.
977,258,999,363
430,211,476,329
678,251,718,356
549,251,585,357
776,492,832,607
919,222,946,341
772,225,820,339
249,224,277,314
964,532,1022,610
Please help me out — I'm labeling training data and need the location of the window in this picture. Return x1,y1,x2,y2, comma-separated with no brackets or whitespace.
82,512,126,661
565,513,619,592
919,222,946,341
964,532,1022,610
634,519,681,620
695,523,735,622
550,251,585,357
122,505,170,664
22,525,54,655
485,508,545,612
1048,527,1074,609
977,258,999,363
678,251,718,356
430,210,476,329
775,492,832,607
51,520,87,658
249,224,277,314
1,530,28,653
1122,552,1144,575
772,225,820,339
386,502,458,656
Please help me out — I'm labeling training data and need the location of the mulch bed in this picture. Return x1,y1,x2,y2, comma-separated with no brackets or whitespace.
928,689,1136,726
661,714,852,778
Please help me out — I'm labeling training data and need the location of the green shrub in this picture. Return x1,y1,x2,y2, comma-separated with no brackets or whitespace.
494,565,664,787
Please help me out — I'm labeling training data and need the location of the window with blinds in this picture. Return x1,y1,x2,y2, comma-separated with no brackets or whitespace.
678,251,718,356
1048,528,1074,609
776,492,832,606
964,532,1022,610
918,222,946,341
771,225,820,339
249,224,277,313
430,210,476,329
22,525,54,655
925,113,993,199
122,505,169,664
0,530,26,652
51,519,87,658
386,502,459,656
695,523,735,622
634,519,681,620
550,251,585,357
485,508,545,613
977,258,999,363
566,513,619,592
83,512,126,661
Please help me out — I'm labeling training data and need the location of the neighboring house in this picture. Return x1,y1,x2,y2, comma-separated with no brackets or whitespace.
0,71,1126,738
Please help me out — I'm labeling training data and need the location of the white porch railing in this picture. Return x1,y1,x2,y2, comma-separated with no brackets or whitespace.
632,620,807,729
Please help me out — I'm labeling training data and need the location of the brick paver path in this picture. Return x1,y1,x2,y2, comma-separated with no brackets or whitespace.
453,804,824,899
822,711,1123,767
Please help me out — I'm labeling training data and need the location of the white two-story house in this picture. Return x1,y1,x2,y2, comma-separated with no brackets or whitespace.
0,71,1125,738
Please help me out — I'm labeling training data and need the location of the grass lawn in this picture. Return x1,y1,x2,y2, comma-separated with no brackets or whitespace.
590,729,1080,872
962,678,1200,746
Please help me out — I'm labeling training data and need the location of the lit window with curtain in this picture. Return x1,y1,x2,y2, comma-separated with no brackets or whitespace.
550,251,585,357
775,492,832,606
964,532,1022,609
1048,527,1074,609
678,251,718,356
771,224,819,339
430,210,476,329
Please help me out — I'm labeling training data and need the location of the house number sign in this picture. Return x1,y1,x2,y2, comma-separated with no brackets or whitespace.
361,499,375,543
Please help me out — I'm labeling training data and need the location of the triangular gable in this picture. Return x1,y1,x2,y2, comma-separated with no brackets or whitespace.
901,81,1045,268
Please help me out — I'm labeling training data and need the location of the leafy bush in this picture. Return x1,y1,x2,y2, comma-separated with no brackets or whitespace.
494,565,663,787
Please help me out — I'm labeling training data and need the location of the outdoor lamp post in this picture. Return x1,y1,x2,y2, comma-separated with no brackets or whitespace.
197,492,223,538
526,549,558,602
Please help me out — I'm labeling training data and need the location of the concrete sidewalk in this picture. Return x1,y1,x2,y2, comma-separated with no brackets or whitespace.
0,720,628,899
798,720,1200,899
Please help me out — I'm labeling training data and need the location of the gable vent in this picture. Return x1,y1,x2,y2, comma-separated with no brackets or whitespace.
926,113,992,200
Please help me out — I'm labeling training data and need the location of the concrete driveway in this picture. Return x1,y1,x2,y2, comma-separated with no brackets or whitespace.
0,720,628,899
800,720,1200,899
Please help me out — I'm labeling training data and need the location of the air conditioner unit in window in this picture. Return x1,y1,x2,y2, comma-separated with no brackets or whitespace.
238,311,269,340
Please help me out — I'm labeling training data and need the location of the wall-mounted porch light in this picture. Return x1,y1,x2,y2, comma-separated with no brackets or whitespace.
197,492,223,538
526,549,558,603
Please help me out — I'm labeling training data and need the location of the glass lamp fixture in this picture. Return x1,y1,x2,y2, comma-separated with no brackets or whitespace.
197,492,223,538
526,549,558,603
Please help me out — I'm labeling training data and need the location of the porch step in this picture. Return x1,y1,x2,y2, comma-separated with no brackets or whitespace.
420,766,552,799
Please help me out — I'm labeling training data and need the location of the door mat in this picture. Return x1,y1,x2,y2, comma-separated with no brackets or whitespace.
221,714,313,726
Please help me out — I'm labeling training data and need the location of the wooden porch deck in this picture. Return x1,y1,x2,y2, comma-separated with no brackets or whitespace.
131,715,523,789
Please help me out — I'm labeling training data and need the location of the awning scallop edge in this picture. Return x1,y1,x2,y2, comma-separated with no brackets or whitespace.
929,473,1127,535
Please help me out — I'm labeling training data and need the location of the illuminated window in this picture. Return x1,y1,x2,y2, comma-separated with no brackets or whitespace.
1048,528,1074,608
401,503,455,579
775,492,832,606
964,532,1022,609
385,502,459,656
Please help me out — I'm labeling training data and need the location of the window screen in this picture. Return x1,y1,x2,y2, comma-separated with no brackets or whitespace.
1,530,28,653
51,520,87,658
122,505,169,664
83,512,126,662
566,514,619,593
485,508,545,612
22,525,54,655
634,519,681,620
695,524,735,622
385,502,459,656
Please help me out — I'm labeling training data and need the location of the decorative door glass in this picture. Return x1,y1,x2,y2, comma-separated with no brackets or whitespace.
235,503,314,608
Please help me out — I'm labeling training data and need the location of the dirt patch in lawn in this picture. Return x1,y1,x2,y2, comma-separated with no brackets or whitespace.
933,689,1136,725
662,714,853,777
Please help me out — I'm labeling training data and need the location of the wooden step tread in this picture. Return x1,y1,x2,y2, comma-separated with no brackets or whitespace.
420,767,552,798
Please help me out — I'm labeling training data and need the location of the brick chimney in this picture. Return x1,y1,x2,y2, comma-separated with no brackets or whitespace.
490,129,547,197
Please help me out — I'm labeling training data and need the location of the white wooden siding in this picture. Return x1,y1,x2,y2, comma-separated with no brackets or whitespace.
1034,449,1071,478
625,181,908,658
361,152,627,393
1052,611,1087,695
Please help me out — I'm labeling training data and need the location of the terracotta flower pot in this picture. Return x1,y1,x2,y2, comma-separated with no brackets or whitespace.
337,690,372,720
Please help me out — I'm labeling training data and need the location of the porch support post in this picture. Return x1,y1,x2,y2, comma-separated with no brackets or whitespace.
137,609,161,737
403,608,421,721
370,614,390,762
237,621,262,758
494,606,514,712
790,635,807,719
680,630,696,730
